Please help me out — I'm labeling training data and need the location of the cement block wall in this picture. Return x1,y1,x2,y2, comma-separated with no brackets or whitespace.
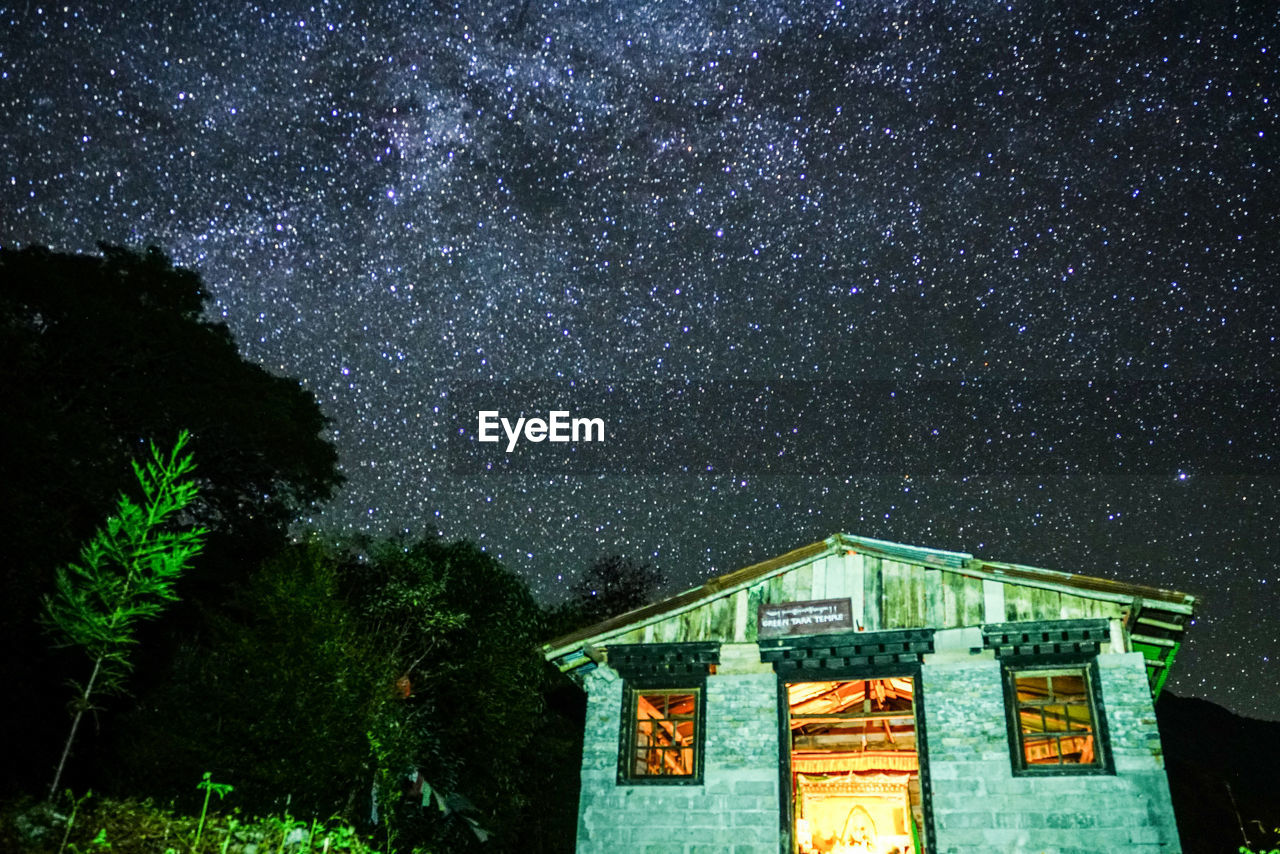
923,651,1182,854
574,665,782,854
574,646,1181,853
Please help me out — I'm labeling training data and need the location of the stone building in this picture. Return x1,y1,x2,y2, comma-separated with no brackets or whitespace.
543,534,1194,854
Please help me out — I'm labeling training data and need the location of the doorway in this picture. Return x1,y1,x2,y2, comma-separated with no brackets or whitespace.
784,677,925,854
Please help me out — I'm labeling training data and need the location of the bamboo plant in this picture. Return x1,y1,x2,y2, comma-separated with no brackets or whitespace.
43,431,207,801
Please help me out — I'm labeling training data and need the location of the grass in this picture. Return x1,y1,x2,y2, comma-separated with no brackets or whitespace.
0,791,400,854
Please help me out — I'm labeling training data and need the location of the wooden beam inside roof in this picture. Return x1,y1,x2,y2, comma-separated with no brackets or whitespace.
790,711,915,723
1131,632,1178,648
1136,615,1185,632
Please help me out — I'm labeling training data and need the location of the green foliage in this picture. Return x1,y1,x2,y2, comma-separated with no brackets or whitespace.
1,790,403,854
112,534,577,853
43,433,207,801
364,539,545,851
44,432,206,697
345,536,472,849
0,244,341,798
55,790,94,854
114,544,385,818
1242,825,1280,854
192,773,232,853
339,536,541,852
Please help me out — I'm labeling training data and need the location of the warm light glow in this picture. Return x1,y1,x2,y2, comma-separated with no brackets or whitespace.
789,679,921,854
1013,668,1098,767
631,690,697,776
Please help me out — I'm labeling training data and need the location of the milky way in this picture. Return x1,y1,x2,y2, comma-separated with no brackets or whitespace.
2,1,1277,717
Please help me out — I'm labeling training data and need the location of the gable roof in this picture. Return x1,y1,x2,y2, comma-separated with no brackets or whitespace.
544,533,1197,697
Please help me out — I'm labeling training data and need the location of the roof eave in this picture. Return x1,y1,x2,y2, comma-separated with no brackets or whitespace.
542,537,838,660
542,533,1198,663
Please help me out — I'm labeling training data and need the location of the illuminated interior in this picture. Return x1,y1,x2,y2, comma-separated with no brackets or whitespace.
1012,668,1097,767
631,690,697,777
788,678,923,854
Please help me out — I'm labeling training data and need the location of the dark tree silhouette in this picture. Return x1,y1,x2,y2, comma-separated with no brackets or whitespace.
114,535,575,854
0,244,341,797
566,554,666,626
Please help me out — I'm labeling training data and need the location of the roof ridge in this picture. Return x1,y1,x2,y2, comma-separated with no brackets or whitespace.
542,533,1197,659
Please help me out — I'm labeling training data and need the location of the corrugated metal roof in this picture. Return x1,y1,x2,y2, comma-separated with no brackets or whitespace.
542,532,1197,661
545,539,832,655
835,533,972,569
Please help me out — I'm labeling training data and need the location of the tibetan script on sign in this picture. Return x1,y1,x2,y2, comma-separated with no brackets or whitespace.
758,598,853,638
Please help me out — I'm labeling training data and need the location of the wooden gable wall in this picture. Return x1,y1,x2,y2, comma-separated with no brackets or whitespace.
607,550,1121,647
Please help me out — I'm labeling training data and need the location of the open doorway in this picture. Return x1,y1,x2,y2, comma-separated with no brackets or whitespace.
785,677,925,854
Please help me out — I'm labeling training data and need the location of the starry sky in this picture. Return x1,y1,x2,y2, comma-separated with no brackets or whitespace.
2,1,1277,718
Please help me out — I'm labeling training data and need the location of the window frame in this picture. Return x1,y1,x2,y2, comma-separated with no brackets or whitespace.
617,676,708,786
1001,655,1114,777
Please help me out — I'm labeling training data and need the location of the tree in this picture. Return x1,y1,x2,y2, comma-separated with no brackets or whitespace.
112,542,391,818
115,534,575,853
0,243,340,578
562,554,666,627
0,244,341,796
343,537,548,853
42,432,206,801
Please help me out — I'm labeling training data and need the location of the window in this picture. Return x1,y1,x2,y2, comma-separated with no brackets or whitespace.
608,642,717,785
619,685,704,784
1003,662,1112,775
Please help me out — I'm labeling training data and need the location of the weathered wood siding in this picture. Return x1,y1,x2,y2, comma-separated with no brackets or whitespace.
609,550,1122,646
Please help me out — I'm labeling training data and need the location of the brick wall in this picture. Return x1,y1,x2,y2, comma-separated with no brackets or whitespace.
574,647,1180,853
923,651,1182,853
574,665,782,854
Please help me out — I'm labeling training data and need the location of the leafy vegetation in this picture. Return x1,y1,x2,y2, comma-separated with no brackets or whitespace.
0,245,601,852
1,788,395,854
42,432,207,800
106,535,579,853
112,543,386,817
0,244,341,799
1240,825,1280,854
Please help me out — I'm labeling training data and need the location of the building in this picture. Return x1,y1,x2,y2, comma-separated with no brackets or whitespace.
543,534,1194,854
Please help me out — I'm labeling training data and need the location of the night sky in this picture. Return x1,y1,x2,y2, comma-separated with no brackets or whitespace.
2,1,1276,719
